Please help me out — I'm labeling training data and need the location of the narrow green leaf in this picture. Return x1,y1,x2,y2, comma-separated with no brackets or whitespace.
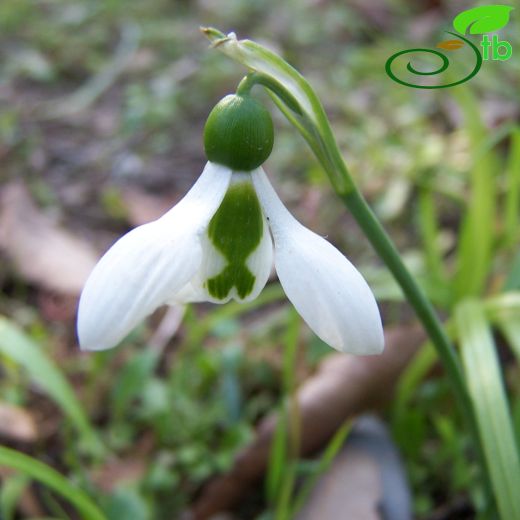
0,474,29,520
392,341,436,426
485,291,520,319
504,128,520,248
289,421,351,518
485,291,520,360
418,188,448,290
266,310,301,513
275,459,297,520
0,317,101,453
0,447,106,520
270,311,302,520
453,88,497,299
453,5,514,35
504,251,520,292
266,411,288,504
456,299,520,519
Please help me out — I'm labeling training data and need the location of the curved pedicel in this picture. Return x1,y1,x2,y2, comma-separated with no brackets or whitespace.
385,32,482,89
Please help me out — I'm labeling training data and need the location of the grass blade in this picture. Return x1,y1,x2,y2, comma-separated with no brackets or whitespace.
0,317,101,453
456,299,520,519
484,292,520,360
504,128,520,247
265,410,288,505
288,421,351,518
418,188,448,290
0,447,106,520
453,89,497,299
392,340,436,451
0,474,29,520
266,309,301,518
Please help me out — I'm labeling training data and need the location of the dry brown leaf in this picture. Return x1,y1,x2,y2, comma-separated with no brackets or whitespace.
189,325,425,519
0,182,99,295
0,402,38,442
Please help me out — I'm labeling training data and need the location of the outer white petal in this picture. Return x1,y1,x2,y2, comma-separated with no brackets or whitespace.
77,162,232,350
172,173,273,304
252,168,384,354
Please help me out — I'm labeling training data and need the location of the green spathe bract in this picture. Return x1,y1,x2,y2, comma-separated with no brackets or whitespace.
204,94,274,171
206,179,263,299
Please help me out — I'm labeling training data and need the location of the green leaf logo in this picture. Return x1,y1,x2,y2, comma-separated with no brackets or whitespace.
453,5,514,35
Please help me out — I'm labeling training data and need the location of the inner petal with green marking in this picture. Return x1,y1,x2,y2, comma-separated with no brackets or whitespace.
204,174,270,301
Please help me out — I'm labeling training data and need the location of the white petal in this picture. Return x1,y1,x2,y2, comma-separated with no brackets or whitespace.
252,168,384,354
244,208,273,300
167,279,208,304
172,173,273,304
160,162,233,226
77,162,232,350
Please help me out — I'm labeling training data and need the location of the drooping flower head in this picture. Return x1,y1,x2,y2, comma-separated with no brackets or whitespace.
77,90,384,354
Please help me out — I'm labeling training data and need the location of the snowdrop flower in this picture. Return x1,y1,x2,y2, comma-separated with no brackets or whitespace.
78,93,384,354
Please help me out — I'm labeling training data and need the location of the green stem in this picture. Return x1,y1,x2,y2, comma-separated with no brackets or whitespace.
342,185,493,506
344,187,466,393
237,72,303,115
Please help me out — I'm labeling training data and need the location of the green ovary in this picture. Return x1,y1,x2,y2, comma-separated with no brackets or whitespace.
206,179,263,300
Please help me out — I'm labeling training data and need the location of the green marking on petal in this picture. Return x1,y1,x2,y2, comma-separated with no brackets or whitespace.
206,178,263,300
